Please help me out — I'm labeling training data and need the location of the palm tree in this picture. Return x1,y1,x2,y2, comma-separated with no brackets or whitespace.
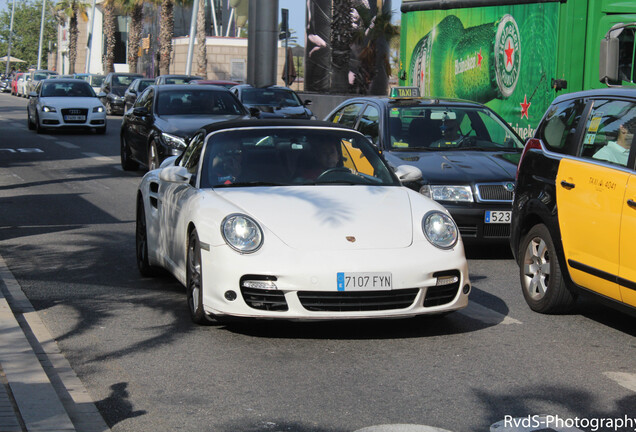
196,0,207,77
158,0,174,75
101,0,119,73
54,0,89,74
118,0,144,74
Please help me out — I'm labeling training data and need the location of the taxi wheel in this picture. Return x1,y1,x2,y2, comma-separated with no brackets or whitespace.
187,229,210,325
519,224,576,314
136,198,161,277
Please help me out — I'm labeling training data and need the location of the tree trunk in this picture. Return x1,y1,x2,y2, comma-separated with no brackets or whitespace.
68,12,78,74
102,1,116,74
159,0,174,76
196,0,207,78
128,4,143,74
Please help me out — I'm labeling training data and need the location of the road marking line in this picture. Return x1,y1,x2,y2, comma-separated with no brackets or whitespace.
82,152,111,162
604,371,636,393
458,301,522,325
55,141,79,149
39,135,56,141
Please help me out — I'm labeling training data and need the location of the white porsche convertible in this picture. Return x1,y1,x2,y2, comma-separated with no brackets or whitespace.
136,120,470,323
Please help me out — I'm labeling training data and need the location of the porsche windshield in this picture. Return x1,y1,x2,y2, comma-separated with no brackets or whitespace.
388,106,523,151
200,128,400,188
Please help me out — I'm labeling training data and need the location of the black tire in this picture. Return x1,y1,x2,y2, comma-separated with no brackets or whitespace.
187,229,209,325
519,224,576,314
136,198,160,277
121,135,139,171
35,112,43,134
105,100,112,115
27,108,34,130
148,141,160,171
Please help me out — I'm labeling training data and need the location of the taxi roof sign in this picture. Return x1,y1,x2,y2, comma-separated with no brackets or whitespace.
389,86,421,99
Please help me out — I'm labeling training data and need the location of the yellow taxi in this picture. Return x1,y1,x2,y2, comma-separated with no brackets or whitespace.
510,88,636,314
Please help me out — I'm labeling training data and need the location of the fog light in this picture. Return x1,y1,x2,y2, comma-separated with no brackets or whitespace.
436,275,459,286
242,280,278,290
462,284,471,294
224,290,237,301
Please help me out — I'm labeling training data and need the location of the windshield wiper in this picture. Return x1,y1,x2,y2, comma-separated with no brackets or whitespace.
214,181,285,188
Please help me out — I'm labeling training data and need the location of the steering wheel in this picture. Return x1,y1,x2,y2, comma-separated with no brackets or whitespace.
316,167,351,181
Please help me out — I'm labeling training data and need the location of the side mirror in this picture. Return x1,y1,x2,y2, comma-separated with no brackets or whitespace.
248,107,260,118
394,164,423,182
599,35,620,84
303,99,312,106
28,91,37,98
133,106,149,116
159,165,192,183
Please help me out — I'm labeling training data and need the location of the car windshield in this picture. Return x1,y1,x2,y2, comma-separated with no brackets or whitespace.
34,72,55,80
388,106,523,151
113,75,139,86
40,81,95,97
156,89,245,116
241,88,302,107
90,75,104,87
165,77,198,84
199,128,399,188
138,80,153,92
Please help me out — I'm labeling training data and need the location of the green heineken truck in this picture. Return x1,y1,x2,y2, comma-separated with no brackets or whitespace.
398,0,636,140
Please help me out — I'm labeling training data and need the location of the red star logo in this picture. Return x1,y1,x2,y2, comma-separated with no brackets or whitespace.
505,40,514,66
477,49,483,67
520,95,531,119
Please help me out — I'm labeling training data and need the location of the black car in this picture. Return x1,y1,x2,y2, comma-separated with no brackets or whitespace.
124,78,155,112
120,84,250,171
230,84,316,119
510,88,636,315
154,74,203,85
100,72,143,115
325,87,524,243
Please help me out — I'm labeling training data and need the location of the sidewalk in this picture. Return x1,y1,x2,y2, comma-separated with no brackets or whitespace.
0,255,110,432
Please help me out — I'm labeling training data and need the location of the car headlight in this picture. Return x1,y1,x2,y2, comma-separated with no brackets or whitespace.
421,185,473,202
93,106,104,113
222,214,263,253
161,133,187,150
422,211,458,249
42,106,56,113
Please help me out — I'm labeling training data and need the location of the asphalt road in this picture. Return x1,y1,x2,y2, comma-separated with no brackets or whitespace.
1,92,636,432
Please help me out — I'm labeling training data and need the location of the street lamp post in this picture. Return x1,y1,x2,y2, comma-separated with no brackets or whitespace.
85,0,97,73
185,0,200,76
5,0,16,76
37,0,47,70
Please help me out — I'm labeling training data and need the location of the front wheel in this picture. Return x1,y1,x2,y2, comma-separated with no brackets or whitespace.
27,108,34,130
105,100,112,115
136,198,160,277
519,224,576,314
121,135,139,171
187,229,209,325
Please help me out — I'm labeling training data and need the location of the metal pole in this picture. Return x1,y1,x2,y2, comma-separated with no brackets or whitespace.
85,0,97,73
185,0,200,75
37,0,47,70
210,0,219,37
5,0,16,76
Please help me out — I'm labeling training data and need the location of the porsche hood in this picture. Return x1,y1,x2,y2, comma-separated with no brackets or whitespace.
212,186,416,250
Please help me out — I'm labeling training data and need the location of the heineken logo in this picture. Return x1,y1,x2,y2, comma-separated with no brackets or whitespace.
494,14,520,98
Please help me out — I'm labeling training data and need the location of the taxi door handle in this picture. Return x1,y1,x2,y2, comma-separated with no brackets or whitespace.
628,199,636,210
560,180,575,190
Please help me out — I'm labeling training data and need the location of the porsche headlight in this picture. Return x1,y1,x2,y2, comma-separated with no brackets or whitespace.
93,106,104,113
222,214,263,253
161,133,187,150
422,211,458,249
42,105,56,113
427,185,473,202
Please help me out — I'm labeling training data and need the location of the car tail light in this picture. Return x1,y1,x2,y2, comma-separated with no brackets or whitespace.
516,138,543,182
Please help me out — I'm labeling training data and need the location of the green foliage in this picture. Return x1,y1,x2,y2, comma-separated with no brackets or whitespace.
0,0,57,70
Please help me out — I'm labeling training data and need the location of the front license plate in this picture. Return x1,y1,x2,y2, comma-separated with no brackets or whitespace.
64,115,85,121
485,210,511,224
337,272,392,291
